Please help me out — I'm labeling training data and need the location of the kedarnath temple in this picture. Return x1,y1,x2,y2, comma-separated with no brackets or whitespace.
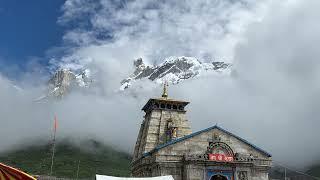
131,85,272,180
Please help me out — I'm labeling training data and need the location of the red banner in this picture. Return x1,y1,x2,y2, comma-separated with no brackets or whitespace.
208,154,234,162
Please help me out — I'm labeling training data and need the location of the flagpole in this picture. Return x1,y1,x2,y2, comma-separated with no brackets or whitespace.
50,116,57,176
284,167,286,180
76,160,80,180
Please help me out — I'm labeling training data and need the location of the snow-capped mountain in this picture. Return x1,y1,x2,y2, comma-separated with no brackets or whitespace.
48,69,92,98
37,56,231,99
120,56,231,90
36,69,92,100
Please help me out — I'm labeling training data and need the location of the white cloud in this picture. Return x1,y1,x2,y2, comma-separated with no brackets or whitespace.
58,0,269,64
50,0,320,168
55,0,320,167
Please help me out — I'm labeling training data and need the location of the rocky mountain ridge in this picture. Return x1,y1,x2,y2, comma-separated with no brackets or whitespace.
40,56,231,99
35,69,92,101
120,56,231,90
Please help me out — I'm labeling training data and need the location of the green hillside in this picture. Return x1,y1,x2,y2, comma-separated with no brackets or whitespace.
2,140,319,179
307,164,320,178
0,140,131,179
269,164,320,179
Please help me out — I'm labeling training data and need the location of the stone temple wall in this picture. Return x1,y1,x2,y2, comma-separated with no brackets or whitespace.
157,128,270,159
133,108,192,161
151,127,271,180
131,96,271,180
132,126,271,180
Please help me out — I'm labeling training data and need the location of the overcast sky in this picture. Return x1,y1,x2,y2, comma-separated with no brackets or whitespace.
1,0,320,169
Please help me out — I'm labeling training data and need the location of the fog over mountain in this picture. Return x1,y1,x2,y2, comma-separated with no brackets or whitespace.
1,0,320,170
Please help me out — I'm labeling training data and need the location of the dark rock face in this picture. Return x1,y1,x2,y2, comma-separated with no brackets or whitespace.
212,61,230,70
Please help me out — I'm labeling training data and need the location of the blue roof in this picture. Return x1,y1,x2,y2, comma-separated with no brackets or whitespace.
146,125,271,157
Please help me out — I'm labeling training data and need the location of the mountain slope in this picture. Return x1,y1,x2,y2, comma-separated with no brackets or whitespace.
1,141,319,179
120,56,231,90
307,164,320,178
0,140,131,178
38,56,231,99
35,69,92,101
269,164,320,179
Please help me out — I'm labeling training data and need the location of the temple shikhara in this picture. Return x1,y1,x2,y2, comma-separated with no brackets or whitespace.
131,84,272,180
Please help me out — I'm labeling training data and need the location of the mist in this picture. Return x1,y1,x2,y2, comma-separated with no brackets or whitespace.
1,0,320,169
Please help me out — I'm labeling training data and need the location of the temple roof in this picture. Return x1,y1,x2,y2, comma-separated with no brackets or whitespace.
143,125,272,157
141,98,189,112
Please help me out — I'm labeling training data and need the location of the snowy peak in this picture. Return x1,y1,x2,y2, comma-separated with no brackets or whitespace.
75,69,91,87
48,69,92,98
120,56,231,90
36,56,230,100
35,69,92,101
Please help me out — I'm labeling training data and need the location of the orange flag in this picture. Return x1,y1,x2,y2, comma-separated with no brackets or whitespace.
54,115,58,133
0,162,36,180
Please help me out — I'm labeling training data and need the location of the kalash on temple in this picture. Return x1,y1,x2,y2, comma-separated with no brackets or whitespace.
130,84,272,180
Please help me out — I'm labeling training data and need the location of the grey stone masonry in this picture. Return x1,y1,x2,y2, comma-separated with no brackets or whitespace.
133,97,192,161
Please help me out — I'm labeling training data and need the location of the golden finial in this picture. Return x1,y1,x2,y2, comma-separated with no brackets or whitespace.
162,81,168,98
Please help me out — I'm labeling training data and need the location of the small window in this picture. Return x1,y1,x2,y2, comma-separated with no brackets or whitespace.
178,105,183,110
172,105,177,109
154,103,159,108
160,103,165,108
167,104,172,109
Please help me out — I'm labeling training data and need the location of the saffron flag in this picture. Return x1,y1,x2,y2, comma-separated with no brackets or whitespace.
0,162,36,180
54,115,58,133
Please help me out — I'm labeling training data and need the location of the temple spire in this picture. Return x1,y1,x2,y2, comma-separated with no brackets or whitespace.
162,81,168,99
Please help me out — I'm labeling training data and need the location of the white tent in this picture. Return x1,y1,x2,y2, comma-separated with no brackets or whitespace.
96,175,174,180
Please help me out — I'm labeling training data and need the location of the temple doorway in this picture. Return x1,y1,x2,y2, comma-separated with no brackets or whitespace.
210,174,228,180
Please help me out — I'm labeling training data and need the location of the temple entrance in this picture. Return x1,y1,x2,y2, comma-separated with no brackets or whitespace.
207,169,233,180
210,174,228,180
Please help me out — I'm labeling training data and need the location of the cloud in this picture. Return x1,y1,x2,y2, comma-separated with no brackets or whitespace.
57,0,269,64
232,0,320,167
0,73,52,149
1,0,320,170
170,0,320,167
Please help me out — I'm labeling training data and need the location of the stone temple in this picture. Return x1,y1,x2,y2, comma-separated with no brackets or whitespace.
131,85,272,180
